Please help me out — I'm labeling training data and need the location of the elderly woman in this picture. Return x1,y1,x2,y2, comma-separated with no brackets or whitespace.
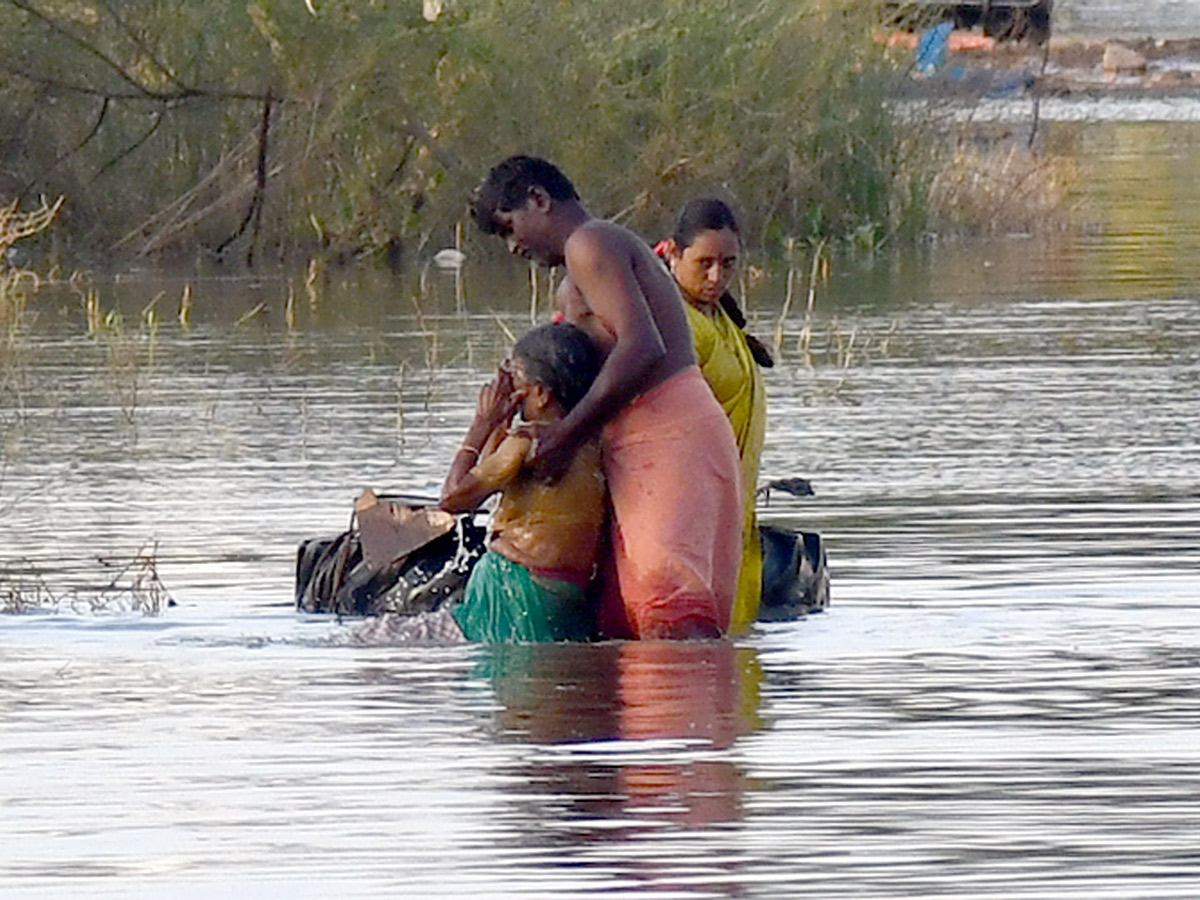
658,198,773,633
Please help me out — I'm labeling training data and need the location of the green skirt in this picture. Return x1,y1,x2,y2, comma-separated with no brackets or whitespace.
451,551,594,643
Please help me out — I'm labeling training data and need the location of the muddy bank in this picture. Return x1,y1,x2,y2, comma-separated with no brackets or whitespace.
972,36,1200,95
880,31,1200,97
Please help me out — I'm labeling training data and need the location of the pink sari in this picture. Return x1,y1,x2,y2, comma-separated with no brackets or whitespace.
598,367,742,639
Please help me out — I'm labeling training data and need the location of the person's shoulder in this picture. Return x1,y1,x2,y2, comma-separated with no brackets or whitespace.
485,432,533,473
567,219,640,258
498,431,534,456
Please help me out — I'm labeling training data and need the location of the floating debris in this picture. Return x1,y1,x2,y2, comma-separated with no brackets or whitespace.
432,248,467,270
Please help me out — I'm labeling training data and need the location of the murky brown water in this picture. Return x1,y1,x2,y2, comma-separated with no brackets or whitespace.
3,112,1200,898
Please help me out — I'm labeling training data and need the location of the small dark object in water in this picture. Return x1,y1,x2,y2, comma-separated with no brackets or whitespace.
756,477,815,505
758,526,830,620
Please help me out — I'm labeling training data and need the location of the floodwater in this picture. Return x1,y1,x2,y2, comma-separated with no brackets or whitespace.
3,113,1200,897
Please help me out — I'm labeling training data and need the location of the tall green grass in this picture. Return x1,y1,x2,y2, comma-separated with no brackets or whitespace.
0,0,920,266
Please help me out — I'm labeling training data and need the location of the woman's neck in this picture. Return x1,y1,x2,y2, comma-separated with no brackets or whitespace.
683,291,718,313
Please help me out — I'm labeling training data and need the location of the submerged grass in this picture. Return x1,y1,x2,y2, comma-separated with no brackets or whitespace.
2,198,65,431
1,543,175,616
74,281,147,429
1,198,62,344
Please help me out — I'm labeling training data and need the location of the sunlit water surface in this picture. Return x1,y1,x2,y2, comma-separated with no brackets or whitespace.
3,112,1199,898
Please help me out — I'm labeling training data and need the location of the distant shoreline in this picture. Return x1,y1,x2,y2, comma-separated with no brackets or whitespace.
880,30,1200,97
1043,36,1200,96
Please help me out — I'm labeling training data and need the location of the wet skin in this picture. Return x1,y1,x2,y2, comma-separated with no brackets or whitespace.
439,361,604,585
486,187,725,640
490,191,696,478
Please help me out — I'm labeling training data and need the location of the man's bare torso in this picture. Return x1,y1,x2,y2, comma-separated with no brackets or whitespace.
557,220,695,394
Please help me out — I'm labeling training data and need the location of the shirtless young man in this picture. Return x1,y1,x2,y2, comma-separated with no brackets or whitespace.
471,155,743,640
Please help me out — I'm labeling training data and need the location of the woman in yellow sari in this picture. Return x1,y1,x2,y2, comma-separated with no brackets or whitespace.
658,198,773,633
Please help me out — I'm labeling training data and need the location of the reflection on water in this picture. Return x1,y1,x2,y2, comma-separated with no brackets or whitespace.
485,642,761,830
3,115,1200,898
485,641,761,748
7,608,1198,898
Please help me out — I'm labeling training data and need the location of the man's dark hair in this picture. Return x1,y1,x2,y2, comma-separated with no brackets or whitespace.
512,323,600,413
471,155,579,235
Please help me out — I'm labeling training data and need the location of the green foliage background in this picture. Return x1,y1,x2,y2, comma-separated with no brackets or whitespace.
0,0,916,267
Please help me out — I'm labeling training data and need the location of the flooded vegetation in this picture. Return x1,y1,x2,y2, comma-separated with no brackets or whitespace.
5,108,1200,896
4,5,1200,898
1,0,920,266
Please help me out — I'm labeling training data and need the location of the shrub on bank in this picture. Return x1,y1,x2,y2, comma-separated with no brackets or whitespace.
0,0,932,267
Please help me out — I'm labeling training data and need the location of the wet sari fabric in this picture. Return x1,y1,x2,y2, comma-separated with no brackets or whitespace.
684,299,767,633
598,367,742,639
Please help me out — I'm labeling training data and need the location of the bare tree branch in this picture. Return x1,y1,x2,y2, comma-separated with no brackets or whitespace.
96,0,184,91
89,108,164,184
216,90,274,266
19,96,108,201
0,60,266,103
6,0,160,97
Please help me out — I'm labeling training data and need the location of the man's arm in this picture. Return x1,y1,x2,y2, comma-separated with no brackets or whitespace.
531,226,666,471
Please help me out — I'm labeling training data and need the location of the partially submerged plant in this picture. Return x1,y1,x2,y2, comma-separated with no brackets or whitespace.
100,309,142,428
1,197,63,345
72,278,146,427
763,233,899,391
1,542,175,616
927,143,1079,235
2,198,65,427
0,567,59,615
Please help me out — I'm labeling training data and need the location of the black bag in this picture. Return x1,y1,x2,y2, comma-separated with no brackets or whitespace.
295,511,488,617
758,525,830,620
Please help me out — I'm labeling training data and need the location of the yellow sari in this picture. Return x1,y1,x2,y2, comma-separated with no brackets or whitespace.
684,300,767,633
